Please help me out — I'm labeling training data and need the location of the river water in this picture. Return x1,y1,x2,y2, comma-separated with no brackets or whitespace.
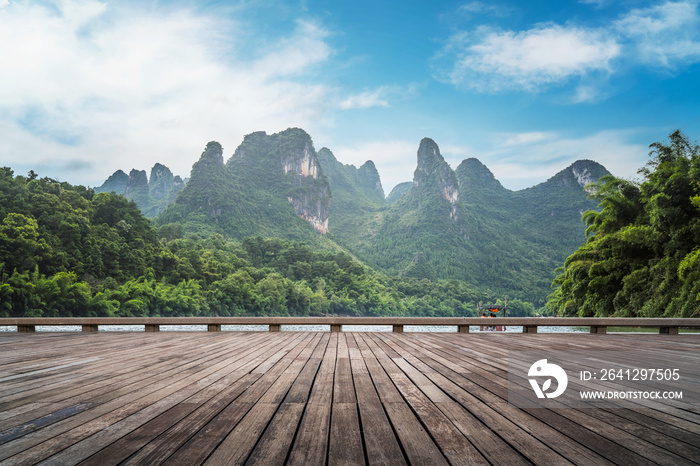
0,324,587,333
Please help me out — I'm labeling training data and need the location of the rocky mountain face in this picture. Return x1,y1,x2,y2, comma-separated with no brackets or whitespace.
279,136,330,234
413,138,461,222
227,128,332,235
353,139,610,305
96,170,129,194
98,127,610,305
95,164,185,217
150,163,186,200
316,147,385,250
157,128,336,247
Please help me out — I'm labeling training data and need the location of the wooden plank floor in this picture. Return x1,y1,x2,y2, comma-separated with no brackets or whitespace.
0,332,698,465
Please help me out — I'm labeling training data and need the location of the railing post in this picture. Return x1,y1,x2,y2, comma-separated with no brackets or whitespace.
392,325,404,333
458,325,470,333
330,324,342,333
269,324,280,332
590,326,607,334
82,324,99,332
207,324,221,332
522,325,538,334
145,324,160,332
18,325,36,333
659,327,679,335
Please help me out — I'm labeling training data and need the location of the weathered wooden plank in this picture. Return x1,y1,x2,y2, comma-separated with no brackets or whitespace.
329,403,365,465
203,402,280,465
348,334,406,465
12,336,294,464
76,335,287,465
119,374,261,466
0,331,697,466
363,333,489,466
421,335,674,466
245,402,305,466
386,334,613,466
285,402,331,466
286,334,337,466
0,333,293,464
161,334,316,466
354,333,449,465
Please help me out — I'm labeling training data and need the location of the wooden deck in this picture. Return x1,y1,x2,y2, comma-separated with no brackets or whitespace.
0,331,698,465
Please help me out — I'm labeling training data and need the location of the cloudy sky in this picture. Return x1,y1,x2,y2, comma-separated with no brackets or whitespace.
1,0,699,193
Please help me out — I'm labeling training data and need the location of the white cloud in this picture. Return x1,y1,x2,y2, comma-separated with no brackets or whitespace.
440,25,620,93
0,1,335,186
436,1,700,98
615,0,700,67
340,88,390,110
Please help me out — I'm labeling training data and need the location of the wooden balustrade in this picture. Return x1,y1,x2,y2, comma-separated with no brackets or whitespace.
0,317,698,334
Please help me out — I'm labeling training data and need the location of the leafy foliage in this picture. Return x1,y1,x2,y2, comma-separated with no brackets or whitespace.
548,131,700,317
0,168,495,317
353,152,606,307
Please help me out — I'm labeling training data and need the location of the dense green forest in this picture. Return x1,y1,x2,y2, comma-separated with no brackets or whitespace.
102,129,608,307
3,130,697,319
547,131,700,317
0,168,536,317
353,140,607,307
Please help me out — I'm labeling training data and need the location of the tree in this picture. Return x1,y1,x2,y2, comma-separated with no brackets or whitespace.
549,131,700,317
0,213,52,275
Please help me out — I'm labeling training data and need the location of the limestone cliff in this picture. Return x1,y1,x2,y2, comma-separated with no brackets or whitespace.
123,169,149,210
546,159,609,192
279,131,330,233
228,128,332,235
282,140,319,179
413,138,461,221
149,163,185,201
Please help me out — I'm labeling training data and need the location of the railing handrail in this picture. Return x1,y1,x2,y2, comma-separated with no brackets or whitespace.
0,316,698,334
0,316,698,326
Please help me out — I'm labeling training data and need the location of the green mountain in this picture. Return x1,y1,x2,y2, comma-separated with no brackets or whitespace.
95,164,186,217
1,166,493,318
153,129,608,305
316,147,386,252
351,139,609,305
157,129,339,250
386,182,412,204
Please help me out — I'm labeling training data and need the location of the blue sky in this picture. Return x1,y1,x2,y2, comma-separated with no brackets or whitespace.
1,0,699,193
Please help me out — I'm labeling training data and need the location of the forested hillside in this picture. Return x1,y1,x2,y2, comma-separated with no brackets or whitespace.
89,127,612,308
353,139,608,306
316,147,386,253
548,131,700,317
1,168,519,317
156,131,339,249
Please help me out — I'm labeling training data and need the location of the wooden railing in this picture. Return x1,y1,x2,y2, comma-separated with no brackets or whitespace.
0,317,698,334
